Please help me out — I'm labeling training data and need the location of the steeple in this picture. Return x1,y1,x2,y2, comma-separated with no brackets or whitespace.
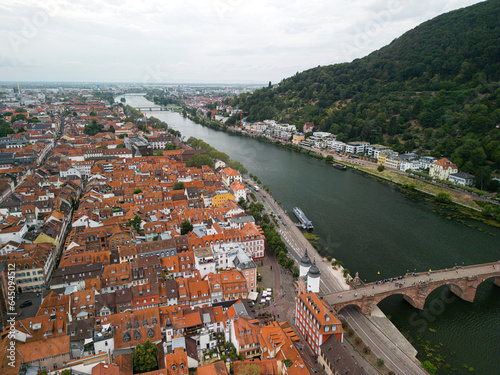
299,249,312,277
307,257,321,293
300,249,312,267
307,258,321,278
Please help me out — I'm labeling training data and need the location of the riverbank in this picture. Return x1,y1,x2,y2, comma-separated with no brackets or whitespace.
187,112,500,228
342,161,500,229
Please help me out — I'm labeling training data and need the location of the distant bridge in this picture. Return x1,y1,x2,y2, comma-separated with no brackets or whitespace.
135,106,169,112
324,262,500,315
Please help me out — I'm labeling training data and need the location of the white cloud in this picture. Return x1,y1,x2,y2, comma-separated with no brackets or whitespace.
0,0,484,83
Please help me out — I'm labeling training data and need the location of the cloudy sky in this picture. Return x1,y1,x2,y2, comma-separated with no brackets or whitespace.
0,0,484,84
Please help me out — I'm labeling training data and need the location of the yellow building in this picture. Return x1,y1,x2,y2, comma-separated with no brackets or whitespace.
377,152,389,166
292,133,305,145
385,155,402,170
212,191,235,208
377,150,398,166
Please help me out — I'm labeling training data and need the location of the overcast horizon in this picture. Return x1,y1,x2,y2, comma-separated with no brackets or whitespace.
0,0,485,84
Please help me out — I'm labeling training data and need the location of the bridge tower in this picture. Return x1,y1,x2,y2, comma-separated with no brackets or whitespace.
307,259,321,293
300,249,312,277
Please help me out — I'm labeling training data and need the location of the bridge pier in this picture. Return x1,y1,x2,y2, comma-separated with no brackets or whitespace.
494,277,500,288
450,283,475,303
404,294,425,310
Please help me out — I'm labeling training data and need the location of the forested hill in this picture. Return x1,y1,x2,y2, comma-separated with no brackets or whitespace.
225,0,500,189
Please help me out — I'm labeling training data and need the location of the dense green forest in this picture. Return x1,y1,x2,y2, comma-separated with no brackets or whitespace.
224,0,500,191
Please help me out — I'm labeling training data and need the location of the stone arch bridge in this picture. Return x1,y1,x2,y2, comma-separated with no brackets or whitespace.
135,106,167,111
324,262,500,315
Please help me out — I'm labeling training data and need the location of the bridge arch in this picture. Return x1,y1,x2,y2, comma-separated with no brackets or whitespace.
336,303,363,315
374,291,422,313
419,282,464,310
477,275,500,288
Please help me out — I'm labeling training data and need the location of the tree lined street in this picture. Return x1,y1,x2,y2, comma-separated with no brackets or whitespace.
246,179,427,374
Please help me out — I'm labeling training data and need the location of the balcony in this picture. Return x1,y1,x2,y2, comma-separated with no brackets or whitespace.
93,329,113,342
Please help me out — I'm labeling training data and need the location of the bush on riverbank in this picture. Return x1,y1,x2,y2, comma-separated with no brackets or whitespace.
475,201,500,222
435,191,452,203
402,182,416,190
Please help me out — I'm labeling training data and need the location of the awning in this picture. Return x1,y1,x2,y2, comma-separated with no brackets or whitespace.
248,292,259,301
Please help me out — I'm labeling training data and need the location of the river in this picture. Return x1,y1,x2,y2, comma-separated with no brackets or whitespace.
120,95,500,374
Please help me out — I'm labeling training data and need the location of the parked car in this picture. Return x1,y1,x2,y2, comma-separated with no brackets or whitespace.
20,300,32,308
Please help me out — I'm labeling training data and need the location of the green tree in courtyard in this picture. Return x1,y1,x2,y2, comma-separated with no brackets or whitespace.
133,340,158,374
181,220,193,235
130,215,142,233
173,181,185,190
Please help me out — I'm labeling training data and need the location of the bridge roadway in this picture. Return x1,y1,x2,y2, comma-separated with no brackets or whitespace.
324,262,500,314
